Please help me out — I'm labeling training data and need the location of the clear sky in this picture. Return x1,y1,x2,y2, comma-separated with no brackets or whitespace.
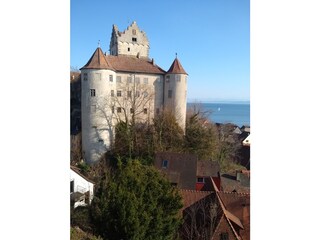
71,0,250,102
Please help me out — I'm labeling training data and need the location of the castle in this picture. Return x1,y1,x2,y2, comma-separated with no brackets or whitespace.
80,21,188,164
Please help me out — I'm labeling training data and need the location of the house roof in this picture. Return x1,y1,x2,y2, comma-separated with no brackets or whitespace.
197,160,220,177
106,55,166,74
218,191,250,240
179,189,214,211
167,57,188,75
70,166,95,184
221,172,250,193
80,47,115,70
154,152,198,190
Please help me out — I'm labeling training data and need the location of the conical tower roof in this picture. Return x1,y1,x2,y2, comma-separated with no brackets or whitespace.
167,57,188,75
80,47,114,70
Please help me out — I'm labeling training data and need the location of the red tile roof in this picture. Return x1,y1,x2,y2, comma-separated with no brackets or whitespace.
179,189,213,211
197,160,220,177
106,55,166,74
80,48,115,70
218,191,250,240
167,57,188,75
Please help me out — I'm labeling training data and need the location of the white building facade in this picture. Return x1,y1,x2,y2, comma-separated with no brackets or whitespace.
70,166,94,208
81,21,188,164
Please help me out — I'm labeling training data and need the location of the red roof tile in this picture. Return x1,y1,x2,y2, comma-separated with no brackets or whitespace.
179,189,213,211
106,55,166,74
81,48,115,70
167,57,188,75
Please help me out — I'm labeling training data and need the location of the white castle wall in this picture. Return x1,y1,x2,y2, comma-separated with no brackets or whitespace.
164,73,188,131
112,72,164,123
110,21,149,58
81,69,116,163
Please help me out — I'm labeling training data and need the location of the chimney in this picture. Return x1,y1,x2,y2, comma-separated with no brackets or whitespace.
151,58,155,65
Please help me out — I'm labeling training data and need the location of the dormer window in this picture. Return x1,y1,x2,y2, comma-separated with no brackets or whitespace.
197,177,205,183
162,160,168,168
132,37,137,42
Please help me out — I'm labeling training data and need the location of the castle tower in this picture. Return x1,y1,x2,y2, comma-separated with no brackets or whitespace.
80,47,116,164
164,57,188,132
109,21,150,58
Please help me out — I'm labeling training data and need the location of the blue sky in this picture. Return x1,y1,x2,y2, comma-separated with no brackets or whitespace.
71,0,250,102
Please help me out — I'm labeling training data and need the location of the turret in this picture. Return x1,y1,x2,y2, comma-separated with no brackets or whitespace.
80,47,116,164
164,56,188,132
109,21,150,58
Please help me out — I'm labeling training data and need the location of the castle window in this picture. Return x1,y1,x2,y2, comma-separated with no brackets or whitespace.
162,160,168,168
98,139,103,143
144,108,147,114
111,106,115,113
176,75,181,82
91,105,96,113
109,75,113,82
90,89,96,97
166,75,170,82
132,29,136,35
132,37,137,42
116,76,121,83
128,47,130,52
135,77,140,84
117,90,122,97
70,180,74,193
130,108,134,114
127,76,132,84
95,73,101,80
136,91,140,97
117,107,122,113
111,90,114,97
168,90,172,98
83,73,88,81
143,78,148,84
127,91,132,98
143,91,148,98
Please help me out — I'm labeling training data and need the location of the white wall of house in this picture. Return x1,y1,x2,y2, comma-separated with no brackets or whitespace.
70,168,94,208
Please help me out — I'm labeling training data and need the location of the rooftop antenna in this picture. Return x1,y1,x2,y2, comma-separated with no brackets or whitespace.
175,52,177,58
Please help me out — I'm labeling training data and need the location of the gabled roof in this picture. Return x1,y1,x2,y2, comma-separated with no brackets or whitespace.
70,166,95,184
80,47,115,70
197,160,220,177
179,189,214,211
167,57,188,75
154,152,198,190
106,55,166,74
242,134,250,146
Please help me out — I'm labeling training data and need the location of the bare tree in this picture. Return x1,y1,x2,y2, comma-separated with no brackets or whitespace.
71,133,82,165
92,76,156,158
180,193,222,240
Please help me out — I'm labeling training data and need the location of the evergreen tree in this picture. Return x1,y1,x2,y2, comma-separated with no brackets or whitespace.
91,160,183,240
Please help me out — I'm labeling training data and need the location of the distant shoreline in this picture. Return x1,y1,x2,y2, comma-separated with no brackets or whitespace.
187,100,250,105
